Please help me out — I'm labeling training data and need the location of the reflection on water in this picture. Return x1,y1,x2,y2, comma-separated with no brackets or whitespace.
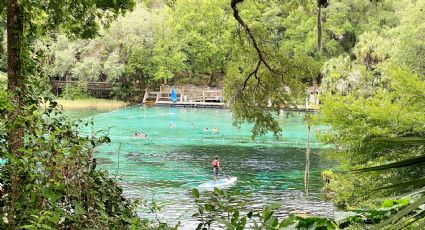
85,106,335,227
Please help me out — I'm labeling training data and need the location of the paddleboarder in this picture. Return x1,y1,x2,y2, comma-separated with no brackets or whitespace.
212,155,221,183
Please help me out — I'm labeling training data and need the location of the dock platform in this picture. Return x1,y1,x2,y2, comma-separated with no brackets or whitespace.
143,85,226,108
155,101,225,108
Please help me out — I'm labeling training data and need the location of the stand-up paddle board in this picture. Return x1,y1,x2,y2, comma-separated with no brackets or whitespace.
198,177,237,189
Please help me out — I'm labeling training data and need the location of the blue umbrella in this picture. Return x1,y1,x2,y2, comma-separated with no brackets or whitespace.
170,86,177,103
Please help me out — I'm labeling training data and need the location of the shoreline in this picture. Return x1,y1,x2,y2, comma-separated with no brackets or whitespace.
56,98,131,110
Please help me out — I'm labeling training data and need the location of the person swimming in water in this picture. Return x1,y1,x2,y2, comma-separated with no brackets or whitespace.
203,127,209,132
134,132,148,139
213,127,219,134
212,155,221,182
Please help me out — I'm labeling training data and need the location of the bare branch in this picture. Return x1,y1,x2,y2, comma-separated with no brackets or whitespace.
231,0,275,73
243,60,261,89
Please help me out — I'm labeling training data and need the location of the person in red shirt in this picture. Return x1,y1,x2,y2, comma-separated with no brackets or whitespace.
212,155,221,182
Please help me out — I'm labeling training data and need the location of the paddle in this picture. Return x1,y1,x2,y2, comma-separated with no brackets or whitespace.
220,168,230,179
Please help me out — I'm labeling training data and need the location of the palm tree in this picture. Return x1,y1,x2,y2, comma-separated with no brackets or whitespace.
355,136,425,229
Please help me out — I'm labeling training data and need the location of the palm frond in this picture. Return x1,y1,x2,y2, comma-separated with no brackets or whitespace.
372,178,425,191
400,209,425,229
353,155,425,172
374,195,425,230
396,186,425,198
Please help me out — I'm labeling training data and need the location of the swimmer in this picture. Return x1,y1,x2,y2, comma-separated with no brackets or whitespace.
190,123,196,128
213,127,219,133
203,127,209,132
169,123,176,128
134,131,148,138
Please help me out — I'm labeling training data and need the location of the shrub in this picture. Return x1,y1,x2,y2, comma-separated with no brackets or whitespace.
61,85,89,100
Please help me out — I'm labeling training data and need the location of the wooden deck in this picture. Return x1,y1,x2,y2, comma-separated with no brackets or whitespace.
143,85,225,108
155,101,225,107
143,85,320,110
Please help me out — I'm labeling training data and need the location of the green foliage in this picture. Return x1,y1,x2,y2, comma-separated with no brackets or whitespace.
61,85,89,100
318,2,425,220
352,31,390,68
319,66,425,207
0,79,178,229
40,5,164,100
0,71,6,91
0,28,5,73
2,0,425,227
390,0,425,75
189,188,425,229
225,52,319,138
190,187,338,229
321,56,376,96
295,216,337,230
169,0,233,86
71,56,103,82
189,187,419,229
0,86,134,228
381,198,409,208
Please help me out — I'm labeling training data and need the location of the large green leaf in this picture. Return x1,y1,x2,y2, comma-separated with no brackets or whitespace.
373,177,425,191
400,209,425,229
354,155,425,172
374,195,425,229
396,186,425,198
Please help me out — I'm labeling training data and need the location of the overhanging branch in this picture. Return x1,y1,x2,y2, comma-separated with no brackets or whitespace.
243,60,261,89
231,0,276,89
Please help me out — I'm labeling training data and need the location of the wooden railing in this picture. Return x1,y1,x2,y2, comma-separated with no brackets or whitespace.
151,85,223,103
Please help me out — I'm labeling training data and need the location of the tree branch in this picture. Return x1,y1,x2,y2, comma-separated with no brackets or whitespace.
243,60,261,89
231,0,275,73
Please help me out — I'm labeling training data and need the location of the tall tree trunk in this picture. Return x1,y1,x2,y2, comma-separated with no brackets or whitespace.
317,6,322,53
209,72,214,87
304,125,311,195
7,0,24,153
7,0,25,227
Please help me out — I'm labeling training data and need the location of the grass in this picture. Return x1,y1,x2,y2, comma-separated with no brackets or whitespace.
57,98,130,110
0,71,6,82
0,74,128,111
0,71,6,90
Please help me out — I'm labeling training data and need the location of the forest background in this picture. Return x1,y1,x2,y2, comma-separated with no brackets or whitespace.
0,0,425,229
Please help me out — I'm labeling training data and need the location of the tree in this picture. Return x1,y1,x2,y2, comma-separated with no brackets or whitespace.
226,0,321,138
319,66,425,208
390,0,425,75
39,5,164,99
0,13,5,72
151,17,187,83
3,0,134,152
170,0,233,86
1,0,135,227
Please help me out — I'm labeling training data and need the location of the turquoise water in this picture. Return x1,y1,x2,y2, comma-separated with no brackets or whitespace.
84,106,334,227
